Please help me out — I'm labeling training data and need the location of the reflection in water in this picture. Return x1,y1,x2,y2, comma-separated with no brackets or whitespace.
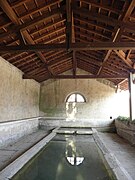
12,134,113,180
65,135,84,166
66,157,84,166
66,102,77,121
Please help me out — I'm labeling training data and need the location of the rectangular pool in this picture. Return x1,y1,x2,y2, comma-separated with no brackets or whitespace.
12,134,115,180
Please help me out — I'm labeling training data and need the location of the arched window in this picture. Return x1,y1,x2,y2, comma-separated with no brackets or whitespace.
66,93,86,103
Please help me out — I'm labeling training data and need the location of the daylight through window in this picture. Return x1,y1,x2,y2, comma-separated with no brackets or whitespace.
66,93,86,103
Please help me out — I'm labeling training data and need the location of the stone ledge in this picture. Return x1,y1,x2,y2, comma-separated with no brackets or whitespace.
115,120,135,145
92,128,133,180
0,131,56,180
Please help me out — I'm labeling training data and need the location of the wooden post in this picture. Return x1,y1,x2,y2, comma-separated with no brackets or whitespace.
128,72,133,121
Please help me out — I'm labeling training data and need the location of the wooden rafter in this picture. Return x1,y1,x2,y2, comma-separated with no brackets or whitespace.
17,0,62,20
97,0,135,76
0,7,64,41
97,28,121,75
0,0,135,89
75,24,111,40
76,52,102,67
73,7,135,32
78,0,122,14
114,50,133,69
0,0,54,76
74,17,113,33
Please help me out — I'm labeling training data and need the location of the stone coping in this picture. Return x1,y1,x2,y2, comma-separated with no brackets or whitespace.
0,128,59,180
0,117,40,125
92,128,133,180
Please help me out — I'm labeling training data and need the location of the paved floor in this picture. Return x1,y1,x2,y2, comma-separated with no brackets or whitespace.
0,130,48,171
98,132,135,180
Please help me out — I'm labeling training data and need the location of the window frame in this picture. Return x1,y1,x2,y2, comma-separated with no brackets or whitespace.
66,93,86,103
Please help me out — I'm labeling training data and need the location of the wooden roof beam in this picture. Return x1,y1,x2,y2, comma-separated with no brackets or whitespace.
73,7,135,32
2,42,135,52
18,0,62,20
75,24,111,40
0,0,19,24
30,18,66,36
97,1,135,75
10,0,31,8
74,17,113,33
21,30,55,76
114,50,134,69
78,0,121,14
0,8,63,41
97,29,119,75
0,0,54,76
23,74,128,80
122,0,135,21
76,53,102,66
42,75,128,79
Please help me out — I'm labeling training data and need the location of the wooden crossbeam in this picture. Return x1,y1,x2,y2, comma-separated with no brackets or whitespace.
1,42,135,52
23,74,128,80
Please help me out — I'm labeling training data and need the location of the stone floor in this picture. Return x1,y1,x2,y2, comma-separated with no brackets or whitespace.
98,132,135,180
0,130,48,171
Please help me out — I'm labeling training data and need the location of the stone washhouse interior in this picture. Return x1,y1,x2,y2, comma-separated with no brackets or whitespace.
1,0,135,180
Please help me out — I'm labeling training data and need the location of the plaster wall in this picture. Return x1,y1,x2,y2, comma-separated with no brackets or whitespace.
39,79,121,127
0,57,40,122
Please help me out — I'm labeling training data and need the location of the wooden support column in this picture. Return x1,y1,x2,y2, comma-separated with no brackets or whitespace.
128,72,133,121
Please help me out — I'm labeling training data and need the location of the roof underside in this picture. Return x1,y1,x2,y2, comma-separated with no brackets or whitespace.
0,0,135,90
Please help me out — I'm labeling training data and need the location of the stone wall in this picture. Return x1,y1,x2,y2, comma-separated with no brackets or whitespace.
0,57,40,122
0,118,39,147
39,78,120,127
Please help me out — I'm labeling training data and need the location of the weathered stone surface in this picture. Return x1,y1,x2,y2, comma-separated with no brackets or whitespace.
0,56,40,122
0,129,48,171
0,131,56,180
115,120,135,145
97,132,135,180
0,118,39,147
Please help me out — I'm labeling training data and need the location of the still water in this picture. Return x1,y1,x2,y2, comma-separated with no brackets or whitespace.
12,135,115,180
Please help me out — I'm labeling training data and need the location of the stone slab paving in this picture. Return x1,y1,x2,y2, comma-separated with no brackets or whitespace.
0,130,48,171
98,132,135,179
